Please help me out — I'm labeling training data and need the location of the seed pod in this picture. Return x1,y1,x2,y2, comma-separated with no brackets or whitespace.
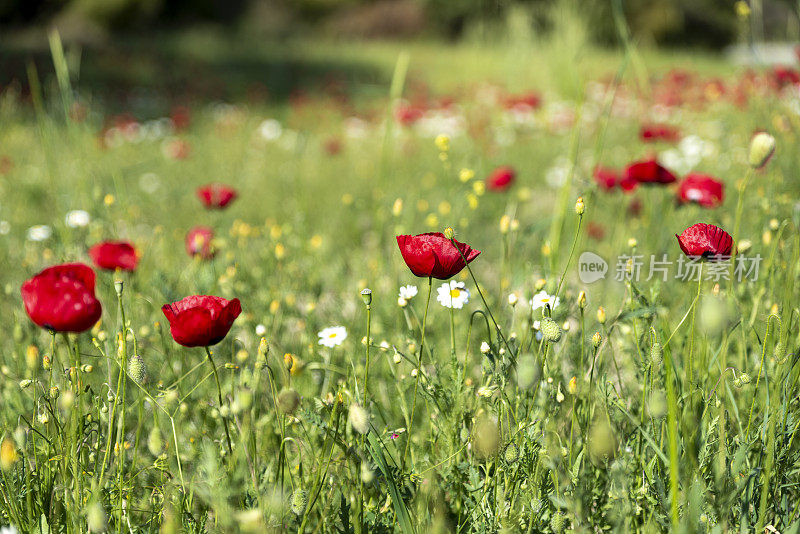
127,355,146,384
541,317,562,343
277,389,300,415
290,488,308,516
360,288,372,307
650,342,663,366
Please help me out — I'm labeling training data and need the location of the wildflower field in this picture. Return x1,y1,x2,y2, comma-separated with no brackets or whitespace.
2,31,800,533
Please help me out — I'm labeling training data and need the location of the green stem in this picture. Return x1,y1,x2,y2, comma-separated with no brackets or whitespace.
205,347,233,455
402,276,432,470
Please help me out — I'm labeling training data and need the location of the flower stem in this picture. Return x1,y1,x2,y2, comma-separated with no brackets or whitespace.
205,346,233,455
402,276,432,470
687,263,703,385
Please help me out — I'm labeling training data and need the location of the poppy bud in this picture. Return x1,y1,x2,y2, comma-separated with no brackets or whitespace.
290,488,308,516
575,197,585,215
59,390,75,411
650,342,663,366
541,317,561,343
0,438,19,471
568,376,578,394
597,306,607,324
277,389,300,414
577,291,586,310
147,427,163,456
739,372,751,384
349,403,369,434
550,511,567,533
360,288,372,307
127,354,146,384
26,345,39,371
592,331,602,348
748,131,776,169
503,442,520,464
775,342,787,363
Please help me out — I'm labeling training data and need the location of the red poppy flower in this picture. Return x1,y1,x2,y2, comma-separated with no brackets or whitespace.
394,104,425,126
186,226,215,259
772,66,800,89
486,166,516,191
161,295,241,347
21,263,102,333
676,223,734,258
163,138,190,160
89,241,139,271
197,183,237,209
396,232,480,280
593,167,619,191
170,105,192,132
504,92,542,111
624,158,677,185
676,174,724,208
639,124,680,143
594,166,638,193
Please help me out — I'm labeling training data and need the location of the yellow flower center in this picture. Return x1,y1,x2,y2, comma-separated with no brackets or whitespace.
450,289,461,298
329,333,337,338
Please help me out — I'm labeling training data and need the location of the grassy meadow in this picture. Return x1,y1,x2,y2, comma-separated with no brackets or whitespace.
1,28,800,533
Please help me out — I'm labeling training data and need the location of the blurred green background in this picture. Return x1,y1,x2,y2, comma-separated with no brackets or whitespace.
0,0,797,47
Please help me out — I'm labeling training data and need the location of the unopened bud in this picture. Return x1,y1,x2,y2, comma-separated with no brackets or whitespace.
443,227,455,240
749,131,776,169
597,306,607,324
574,197,585,215
127,354,146,384
592,331,602,348
541,317,562,343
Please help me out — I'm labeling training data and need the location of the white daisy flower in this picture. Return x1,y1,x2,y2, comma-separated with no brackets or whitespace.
255,324,267,337
65,210,91,228
436,281,470,309
258,119,283,141
399,285,418,300
318,326,347,348
530,290,559,312
27,225,52,242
